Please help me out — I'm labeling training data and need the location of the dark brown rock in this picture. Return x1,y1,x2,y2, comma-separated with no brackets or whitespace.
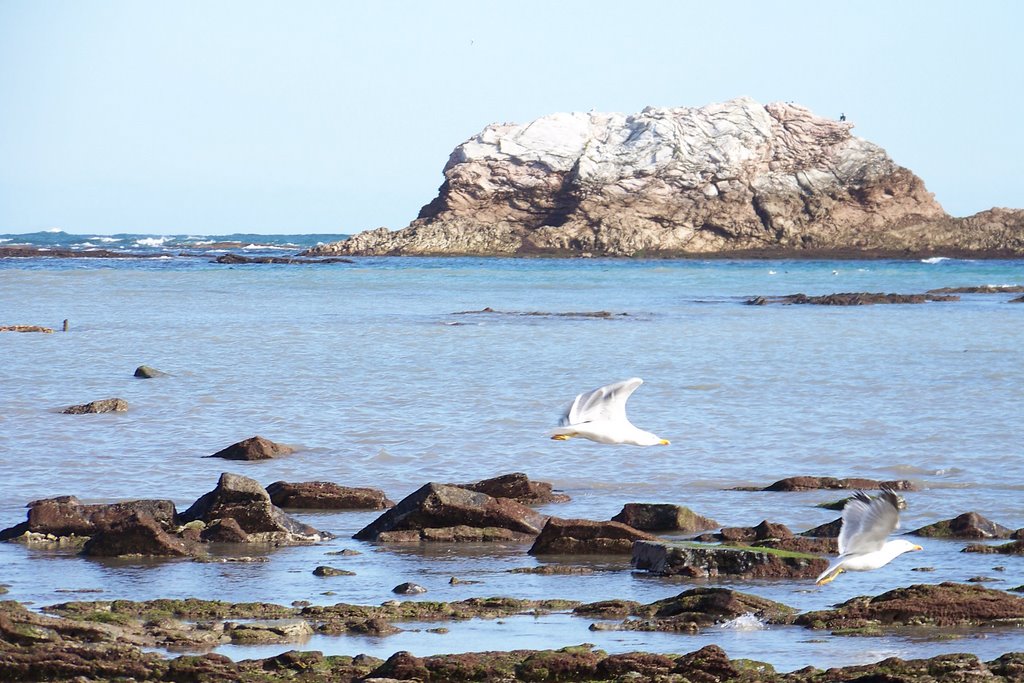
61,398,128,414
266,480,394,509
200,517,249,543
611,503,719,532
179,472,323,544
912,512,1014,539
213,253,353,264
376,526,535,543
747,292,959,305
928,285,1024,294
1,497,177,540
312,566,355,577
800,517,843,538
455,472,570,504
795,582,1024,630
577,587,796,629
393,582,427,594
632,540,829,579
758,476,917,492
353,483,548,542
528,517,658,555
693,519,792,543
207,435,294,461
133,365,167,378
81,511,192,557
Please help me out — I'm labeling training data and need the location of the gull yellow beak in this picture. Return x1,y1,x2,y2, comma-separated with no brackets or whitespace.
551,434,571,441
912,544,923,551
659,439,670,446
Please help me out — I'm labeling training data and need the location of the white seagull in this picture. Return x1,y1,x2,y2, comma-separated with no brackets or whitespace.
549,378,669,447
815,488,922,586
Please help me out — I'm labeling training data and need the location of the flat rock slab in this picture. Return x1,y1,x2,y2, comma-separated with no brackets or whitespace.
963,540,1024,555
735,476,917,492
796,582,1024,632
632,540,828,579
208,436,294,461
575,587,796,626
266,481,393,510
746,292,959,305
61,398,128,414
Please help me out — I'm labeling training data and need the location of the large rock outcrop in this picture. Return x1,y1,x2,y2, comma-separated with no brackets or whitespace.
308,98,1024,257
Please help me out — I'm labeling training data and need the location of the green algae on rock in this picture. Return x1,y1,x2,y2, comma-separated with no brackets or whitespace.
795,582,1024,633
632,540,829,579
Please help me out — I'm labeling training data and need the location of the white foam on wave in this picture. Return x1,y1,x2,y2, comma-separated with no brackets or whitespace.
44,227,64,233
88,236,121,243
134,236,172,248
718,613,766,631
0,238,11,244
920,257,950,264
242,243,290,250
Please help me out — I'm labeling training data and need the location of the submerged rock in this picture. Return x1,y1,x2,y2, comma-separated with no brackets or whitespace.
207,435,294,461
632,540,828,579
963,540,1024,555
927,285,1024,294
912,512,1014,539
739,476,917,492
576,587,796,626
213,253,354,265
61,398,128,414
795,582,1024,632
0,324,54,333
133,364,167,378
693,519,792,543
611,503,719,532
353,483,548,542
528,517,658,555
454,472,570,505
746,292,959,305
266,481,394,510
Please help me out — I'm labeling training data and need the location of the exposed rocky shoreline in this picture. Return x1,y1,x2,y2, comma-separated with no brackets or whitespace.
2,587,1024,681
304,98,1024,258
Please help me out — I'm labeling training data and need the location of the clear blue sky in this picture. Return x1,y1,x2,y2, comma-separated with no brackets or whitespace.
1,1,1021,235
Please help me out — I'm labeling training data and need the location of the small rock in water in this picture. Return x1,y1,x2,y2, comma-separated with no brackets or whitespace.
133,365,168,378
393,582,427,595
313,565,355,577
61,398,128,414
207,436,294,461
326,548,362,556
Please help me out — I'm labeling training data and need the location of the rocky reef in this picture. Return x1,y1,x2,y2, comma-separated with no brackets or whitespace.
307,98,1024,257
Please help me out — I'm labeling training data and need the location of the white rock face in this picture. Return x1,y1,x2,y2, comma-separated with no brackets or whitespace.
311,97,1024,256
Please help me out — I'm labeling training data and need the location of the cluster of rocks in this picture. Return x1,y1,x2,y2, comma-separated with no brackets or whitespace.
2,584,1024,681
0,472,331,557
746,292,959,306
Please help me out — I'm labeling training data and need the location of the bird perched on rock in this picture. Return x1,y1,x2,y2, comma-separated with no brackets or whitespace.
815,488,922,585
549,378,669,447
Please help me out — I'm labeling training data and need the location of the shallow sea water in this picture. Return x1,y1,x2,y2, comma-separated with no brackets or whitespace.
1,248,1023,671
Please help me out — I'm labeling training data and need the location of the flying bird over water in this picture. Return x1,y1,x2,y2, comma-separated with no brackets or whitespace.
815,488,922,586
549,377,669,447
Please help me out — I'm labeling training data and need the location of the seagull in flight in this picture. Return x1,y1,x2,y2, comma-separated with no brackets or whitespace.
815,488,922,585
549,378,669,447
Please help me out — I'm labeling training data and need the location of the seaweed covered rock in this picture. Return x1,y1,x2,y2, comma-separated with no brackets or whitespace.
577,587,795,630
610,503,719,532
632,540,828,579
795,582,1024,632
0,497,178,543
528,517,657,555
912,512,1014,539
353,483,548,542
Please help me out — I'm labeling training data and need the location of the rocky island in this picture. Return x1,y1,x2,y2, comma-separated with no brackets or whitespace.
307,97,1024,257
